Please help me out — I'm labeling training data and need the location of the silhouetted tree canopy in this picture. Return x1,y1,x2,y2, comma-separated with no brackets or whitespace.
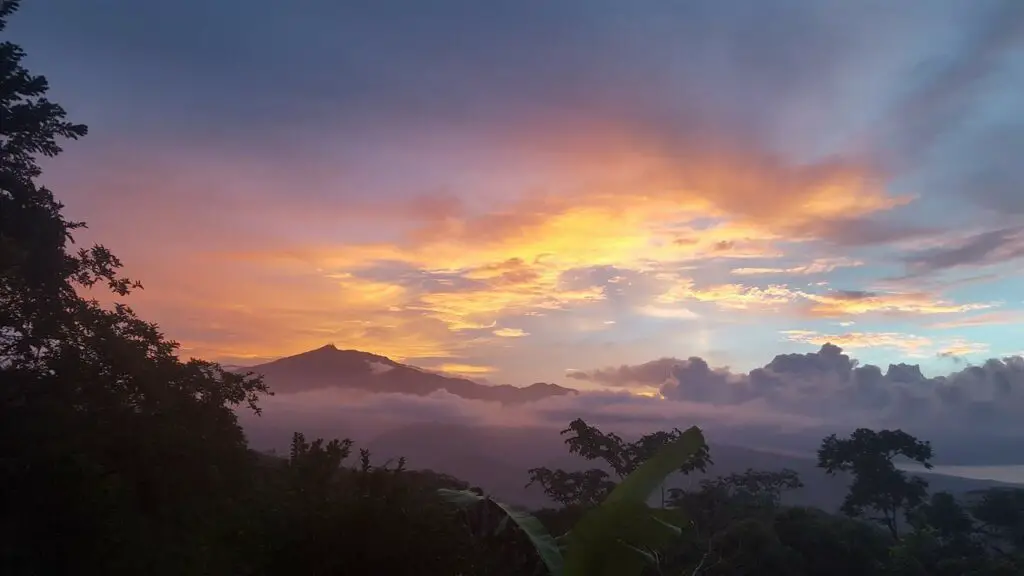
1,2,268,573
818,428,933,539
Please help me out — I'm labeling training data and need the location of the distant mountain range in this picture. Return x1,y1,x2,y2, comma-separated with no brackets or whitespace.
235,345,1023,511
239,344,577,403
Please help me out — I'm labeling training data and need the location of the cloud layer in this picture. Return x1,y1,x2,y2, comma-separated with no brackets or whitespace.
568,345,1024,436
241,345,1024,468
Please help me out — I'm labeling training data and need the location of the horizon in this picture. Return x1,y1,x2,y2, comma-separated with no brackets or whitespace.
233,340,1019,385
10,0,1024,452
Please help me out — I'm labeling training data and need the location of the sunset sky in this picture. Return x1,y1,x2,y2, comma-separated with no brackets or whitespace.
13,0,1024,387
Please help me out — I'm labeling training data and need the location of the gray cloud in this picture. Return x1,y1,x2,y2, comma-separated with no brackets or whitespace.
237,386,818,450
958,127,1024,214
881,0,1024,169
567,357,678,388
7,0,983,154
571,344,1024,436
872,0,1024,217
13,0,1020,243
793,216,942,247
903,226,1024,275
238,347,1024,467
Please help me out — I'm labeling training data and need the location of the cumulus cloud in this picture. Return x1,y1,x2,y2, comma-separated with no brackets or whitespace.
569,344,1024,436
238,344,1024,468
240,385,822,452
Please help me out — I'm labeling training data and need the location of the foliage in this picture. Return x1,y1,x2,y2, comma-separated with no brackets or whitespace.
2,3,269,573
242,438,493,576
818,428,933,539
662,469,810,575
439,488,565,576
444,426,706,576
525,467,616,508
967,487,1024,553
773,506,891,576
527,418,711,508
562,417,712,477
563,426,705,576
691,467,803,508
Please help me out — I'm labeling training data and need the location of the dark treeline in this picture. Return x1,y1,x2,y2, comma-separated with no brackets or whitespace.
2,1,1022,574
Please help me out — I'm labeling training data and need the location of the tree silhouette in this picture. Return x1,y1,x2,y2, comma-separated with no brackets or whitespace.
1,2,269,572
817,428,933,539
968,487,1024,555
561,417,712,477
689,468,803,509
525,467,616,508
525,419,711,509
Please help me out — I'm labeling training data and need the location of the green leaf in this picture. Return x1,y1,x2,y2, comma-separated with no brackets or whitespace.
649,513,683,536
438,489,564,576
495,515,510,535
437,488,484,508
620,542,658,565
564,501,681,576
605,426,706,505
564,427,704,576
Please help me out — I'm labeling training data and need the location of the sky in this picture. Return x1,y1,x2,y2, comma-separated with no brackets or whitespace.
11,0,1024,393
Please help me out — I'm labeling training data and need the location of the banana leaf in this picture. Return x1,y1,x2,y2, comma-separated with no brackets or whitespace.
438,488,564,576
563,426,705,576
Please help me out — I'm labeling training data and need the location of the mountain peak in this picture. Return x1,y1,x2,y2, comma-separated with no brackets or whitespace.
247,346,576,403
525,382,578,394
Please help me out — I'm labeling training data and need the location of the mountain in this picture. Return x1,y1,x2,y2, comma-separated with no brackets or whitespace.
241,344,577,403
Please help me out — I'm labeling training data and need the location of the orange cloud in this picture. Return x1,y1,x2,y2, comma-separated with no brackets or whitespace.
937,340,990,357
649,276,992,320
437,363,497,375
781,330,934,356
636,305,700,319
114,257,460,364
70,120,927,369
781,330,991,359
928,311,1024,329
690,284,801,310
493,327,529,338
491,118,910,230
414,270,605,332
653,279,801,310
731,257,864,276
804,290,992,317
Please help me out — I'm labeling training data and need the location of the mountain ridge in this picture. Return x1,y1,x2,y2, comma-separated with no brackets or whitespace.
240,344,578,403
